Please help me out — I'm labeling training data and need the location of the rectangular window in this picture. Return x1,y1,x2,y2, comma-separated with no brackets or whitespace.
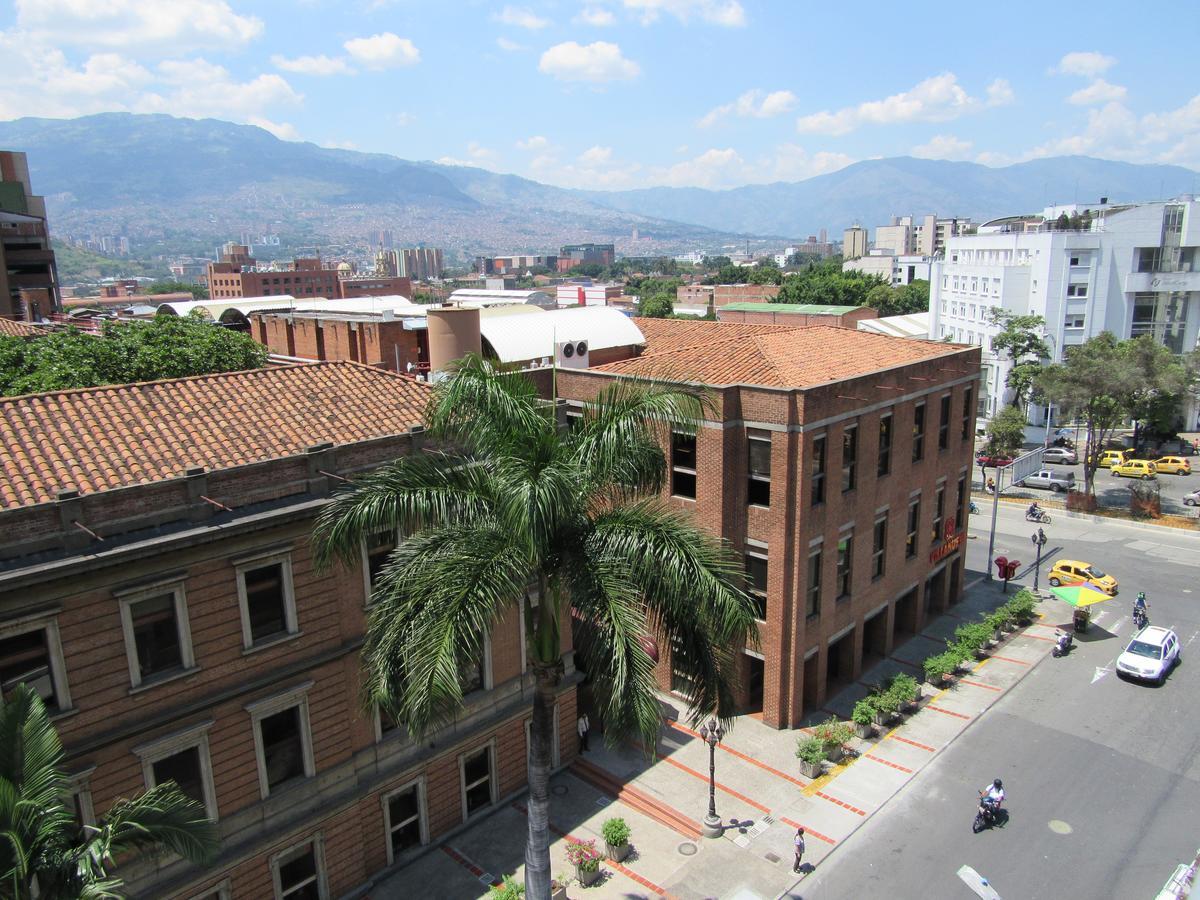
957,475,967,529
938,395,951,450
273,839,326,900
118,583,194,689
671,431,697,500
835,536,852,600
906,498,920,559
744,548,768,621
961,388,973,441
236,552,298,650
670,634,693,694
912,403,926,462
1066,283,1088,298
383,781,426,862
806,549,821,618
872,518,887,580
1065,314,1085,328
363,530,396,603
0,622,71,714
877,413,892,476
747,431,771,507
137,723,218,821
811,435,827,505
932,486,945,544
460,744,496,819
248,685,315,799
841,424,858,492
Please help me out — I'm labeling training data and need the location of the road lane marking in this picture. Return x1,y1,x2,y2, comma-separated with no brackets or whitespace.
1092,666,1112,683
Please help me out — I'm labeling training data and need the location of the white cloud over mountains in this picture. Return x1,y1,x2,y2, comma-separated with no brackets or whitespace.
699,89,798,127
13,0,263,50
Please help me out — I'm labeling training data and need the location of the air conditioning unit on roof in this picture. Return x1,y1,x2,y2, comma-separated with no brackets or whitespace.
554,339,589,369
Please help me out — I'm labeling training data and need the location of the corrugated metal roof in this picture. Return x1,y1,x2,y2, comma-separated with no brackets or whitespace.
448,289,555,308
856,312,930,339
480,307,644,362
720,302,862,314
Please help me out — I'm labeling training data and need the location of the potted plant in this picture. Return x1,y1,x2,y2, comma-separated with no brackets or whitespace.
923,651,954,685
566,839,603,887
1006,590,1037,625
601,817,631,863
795,735,827,778
872,689,901,725
851,699,876,739
985,609,1009,641
551,875,569,900
812,716,854,761
888,673,920,712
492,876,525,899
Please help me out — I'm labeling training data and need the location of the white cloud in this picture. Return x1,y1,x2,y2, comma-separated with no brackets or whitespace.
495,6,550,29
139,58,303,121
539,41,639,82
795,73,989,136
517,135,549,150
496,37,526,52
974,150,1015,167
579,145,613,164
343,32,420,69
575,7,616,25
251,118,301,141
699,88,797,127
467,141,497,161
985,78,1014,107
1068,79,1127,106
765,144,854,181
13,0,262,50
1053,51,1116,77
911,134,974,161
660,147,745,186
392,112,415,126
322,139,358,150
622,0,746,26
272,54,352,76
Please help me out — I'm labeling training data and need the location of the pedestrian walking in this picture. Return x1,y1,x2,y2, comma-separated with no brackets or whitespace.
577,714,590,752
792,827,805,873
986,476,995,495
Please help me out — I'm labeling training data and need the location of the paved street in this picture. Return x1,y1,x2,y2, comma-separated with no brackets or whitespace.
804,502,1200,900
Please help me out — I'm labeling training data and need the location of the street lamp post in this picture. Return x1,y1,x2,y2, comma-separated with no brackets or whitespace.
1031,527,1047,591
698,718,724,838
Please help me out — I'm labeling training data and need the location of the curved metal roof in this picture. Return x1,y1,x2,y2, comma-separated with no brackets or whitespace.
479,307,644,362
449,289,555,308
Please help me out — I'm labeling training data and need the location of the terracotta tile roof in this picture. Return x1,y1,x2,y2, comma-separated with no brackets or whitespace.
630,317,799,356
0,318,46,338
0,362,430,509
598,323,964,388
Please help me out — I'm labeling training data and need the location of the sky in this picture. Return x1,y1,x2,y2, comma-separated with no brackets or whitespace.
1,0,1197,191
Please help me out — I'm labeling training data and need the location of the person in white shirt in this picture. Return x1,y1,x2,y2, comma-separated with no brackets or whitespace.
792,827,805,873
979,778,1004,815
577,714,590,753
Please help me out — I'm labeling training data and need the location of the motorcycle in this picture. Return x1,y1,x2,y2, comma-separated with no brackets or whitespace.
1052,631,1073,657
969,501,980,515
1133,606,1148,630
973,794,1003,833
1025,509,1052,524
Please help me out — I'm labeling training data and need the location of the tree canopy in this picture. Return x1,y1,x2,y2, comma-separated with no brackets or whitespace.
987,309,1049,407
0,314,268,396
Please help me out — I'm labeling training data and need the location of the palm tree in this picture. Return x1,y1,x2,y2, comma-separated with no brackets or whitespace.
0,684,219,899
312,355,758,900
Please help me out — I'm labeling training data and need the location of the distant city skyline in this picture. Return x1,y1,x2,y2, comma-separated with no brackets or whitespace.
0,0,1196,190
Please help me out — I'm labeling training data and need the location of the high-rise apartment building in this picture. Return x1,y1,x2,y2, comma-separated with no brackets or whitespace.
0,150,61,319
842,226,868,260
393,248,444,281
557,243,615,272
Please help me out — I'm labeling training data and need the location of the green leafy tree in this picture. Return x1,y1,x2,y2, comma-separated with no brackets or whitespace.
639,294,674,318
747,263,782,285
985,405,1027,458
0,685,218,898
986,309,1049,407
311,357,758,900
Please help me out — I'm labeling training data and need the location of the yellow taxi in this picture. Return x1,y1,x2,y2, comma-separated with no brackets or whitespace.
1099,449,1134,468
1153,456,1192,475
1111,459,1158,479
1047,559,1119,595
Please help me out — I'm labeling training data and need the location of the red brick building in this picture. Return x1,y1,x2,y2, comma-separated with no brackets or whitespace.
207,247,410,301
250,311,428,372
0,362,578,898
556,318,980,728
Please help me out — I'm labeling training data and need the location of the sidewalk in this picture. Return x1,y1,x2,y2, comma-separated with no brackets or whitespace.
370,577,1052,900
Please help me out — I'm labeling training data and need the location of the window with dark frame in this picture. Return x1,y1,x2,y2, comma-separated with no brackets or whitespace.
836,536,852,600
957,475,967,529
932,486,945,544
277,841,321,900
841,424,858,493
459,653,484,695
386,785,422,857
906,498,920,558
671,431,697,500
259,706,306,792
744,549,768,620
811,435,827,505
0,628,61,712
877,413,893,476
129,594,183,682
806,550,822,618
872,518,887,580
938,394,951,450
365,531,395,596
462,746,494,817
962,387,973,441
244,562,288,644
747,432,771,507
150,746,205,811
912,402,926,462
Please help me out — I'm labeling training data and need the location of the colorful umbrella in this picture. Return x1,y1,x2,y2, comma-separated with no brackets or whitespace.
1049,582,1113,608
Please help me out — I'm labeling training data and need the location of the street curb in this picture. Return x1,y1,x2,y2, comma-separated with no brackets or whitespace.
971,491,1200,536
779,625,1050,898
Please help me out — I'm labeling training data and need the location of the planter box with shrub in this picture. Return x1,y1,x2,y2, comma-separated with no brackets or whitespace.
795,736,826,778
602,817,631,863
852,699,876,738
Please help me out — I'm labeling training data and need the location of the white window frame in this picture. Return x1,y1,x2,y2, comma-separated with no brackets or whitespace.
360,529,398,607
116,578,196,690
234,549,298,651
66,766,96,827
744,543,769,622
0,616,72,714
381,776,429,864
270,835,328,900
525,704,561,770
246,681,315,799
187,881,232,900
134,720,219,821
458,739,498,822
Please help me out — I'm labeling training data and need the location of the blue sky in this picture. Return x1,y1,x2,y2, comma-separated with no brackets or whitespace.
1,0,1197,189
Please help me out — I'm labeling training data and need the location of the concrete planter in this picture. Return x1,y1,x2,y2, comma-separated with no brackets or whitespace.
551,883,569,900
576,864,602,887
798,758,823,779
854,721,874,739
824,743,845,764
606,842,630,863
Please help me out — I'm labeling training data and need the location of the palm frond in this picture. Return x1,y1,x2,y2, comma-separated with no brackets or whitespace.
311,449,496,570
0,685,67,815
92,782,217,864
424,353,551,454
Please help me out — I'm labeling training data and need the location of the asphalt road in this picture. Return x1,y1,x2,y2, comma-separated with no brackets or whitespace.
801,504,1200,900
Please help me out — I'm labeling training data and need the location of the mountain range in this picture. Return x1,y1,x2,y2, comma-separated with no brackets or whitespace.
0,114,1196,260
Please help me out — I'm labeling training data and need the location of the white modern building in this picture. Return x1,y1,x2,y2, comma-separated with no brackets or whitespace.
844,252,932,286
930,197,1200,431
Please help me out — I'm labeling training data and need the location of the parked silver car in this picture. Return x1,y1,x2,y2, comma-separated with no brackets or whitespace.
1013,468,1076,493
1042,447,1077,464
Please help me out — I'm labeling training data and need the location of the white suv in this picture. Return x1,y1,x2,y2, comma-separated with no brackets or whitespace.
1116,626,1180,685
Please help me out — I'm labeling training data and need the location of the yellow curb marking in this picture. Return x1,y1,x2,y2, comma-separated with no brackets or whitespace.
801,755,857,795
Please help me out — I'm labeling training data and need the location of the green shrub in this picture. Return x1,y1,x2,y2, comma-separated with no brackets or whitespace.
1005,589,1037,622
795,736,827,765
953,622,993,653
491,875,525,899
985,608,1010,632
852,698,876,726
873,689,901,715
887,673,919,706
812,716,854,748
602,817,631,847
